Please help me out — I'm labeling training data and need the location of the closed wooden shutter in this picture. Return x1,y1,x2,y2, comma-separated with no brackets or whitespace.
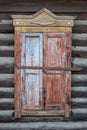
14,32,72,117
21,33,43,111
43,33,71,112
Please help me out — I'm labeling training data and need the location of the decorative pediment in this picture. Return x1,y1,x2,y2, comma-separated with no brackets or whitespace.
12,8,76,27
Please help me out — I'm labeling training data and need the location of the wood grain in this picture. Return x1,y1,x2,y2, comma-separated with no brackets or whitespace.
21,33,43,113
0,1,87,123
14,27,21,118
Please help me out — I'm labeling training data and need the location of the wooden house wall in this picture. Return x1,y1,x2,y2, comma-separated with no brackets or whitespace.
0,0,87,129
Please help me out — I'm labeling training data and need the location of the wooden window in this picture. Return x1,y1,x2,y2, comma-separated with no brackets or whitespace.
12,8,76,118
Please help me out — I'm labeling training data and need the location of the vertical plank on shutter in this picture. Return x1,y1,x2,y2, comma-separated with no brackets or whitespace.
14,27,21,118
21,33,43,111
44,33,66,111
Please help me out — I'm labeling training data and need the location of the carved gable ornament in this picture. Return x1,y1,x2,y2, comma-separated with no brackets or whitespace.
12,8,76,27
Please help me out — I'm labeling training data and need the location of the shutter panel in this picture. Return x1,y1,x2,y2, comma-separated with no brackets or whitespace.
44,33,71,111
21,33,43,110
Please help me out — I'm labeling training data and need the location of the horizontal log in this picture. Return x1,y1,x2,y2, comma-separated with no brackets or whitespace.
73,20,87,33
72,108,87,120
0,74,14,87
0,34,14,41
0,25,13,33
0,92,13,98
72,46,87,52
0,57,14,65
75,20,87,25
72,58,87,67
72,86,87,91
0,20,13,33
0,3,87,13
72,91,87,97
72,46,87,58
0,121,87,130
0,98,14,103
72,74,87,82
72,74,87,86
73,25,87,33
0,46,14,57
0,0,87,5
0,34,14,45
72,82,87,86
0,110,14,116
0,87,14,92
72,87,87,97
0,46,14,51
0,57,14,73
0,99,14,110
72,52,87,59
71,98,87,108
0,103,14,110
72,33,87,41
73,40,87,46
72,33,87,46
0,20,12,24
0,88,14,98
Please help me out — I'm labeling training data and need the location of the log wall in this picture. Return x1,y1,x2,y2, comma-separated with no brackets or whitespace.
0,0,87,129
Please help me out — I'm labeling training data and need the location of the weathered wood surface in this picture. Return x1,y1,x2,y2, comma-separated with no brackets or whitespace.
0,88,14,98
0,46,14,57
0,109,87,122
0,58,14,73
0,34,14,44
12,8,74,118
0,0,87,124
43,33,71,117
0,2,87,13
21,33,43,113
0,122,87,130
14,27,21,118
0,74,14,87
